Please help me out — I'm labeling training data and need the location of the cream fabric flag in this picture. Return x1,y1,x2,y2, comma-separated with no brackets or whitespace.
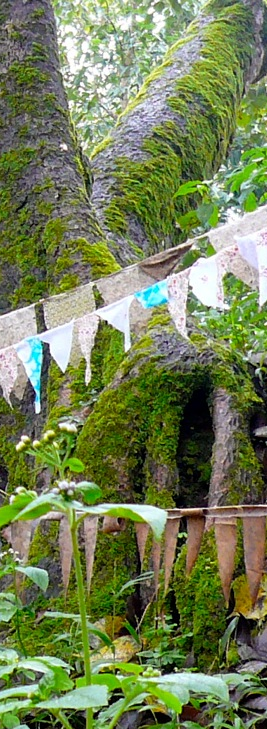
167,270,189,338
38,320,74,373
236,229,267,307
98,295,134,351
77,313,99,384
0,304,36,400
189,253,226,309
44,283,95,366
0,346,19,407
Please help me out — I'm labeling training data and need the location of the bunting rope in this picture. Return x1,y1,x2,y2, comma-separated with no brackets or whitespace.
0,228,266,412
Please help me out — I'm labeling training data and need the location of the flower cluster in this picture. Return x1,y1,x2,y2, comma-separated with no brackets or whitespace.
51,480,77,498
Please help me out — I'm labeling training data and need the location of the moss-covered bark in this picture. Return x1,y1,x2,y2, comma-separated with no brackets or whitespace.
0,0,118,310
91,0,264,260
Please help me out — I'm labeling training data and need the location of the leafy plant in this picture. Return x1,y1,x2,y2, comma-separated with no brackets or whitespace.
0,423,233,729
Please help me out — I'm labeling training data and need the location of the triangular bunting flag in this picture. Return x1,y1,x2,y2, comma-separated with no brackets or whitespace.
152,539,161,594
15,337,43,414
38,320,74,373
84,516,98,593
215,519,237,605
189,253,225,309
98,295,134,351
243,515,266,606
135,279,168,308
186,515,205,575
164,517,180,593
0,346,19,407
167,270,189,337
77,313,99,384
59,516,73,596
236,229,267,306
135,523,150,567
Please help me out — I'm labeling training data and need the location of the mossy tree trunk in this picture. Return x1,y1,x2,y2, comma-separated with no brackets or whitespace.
0,0,266,656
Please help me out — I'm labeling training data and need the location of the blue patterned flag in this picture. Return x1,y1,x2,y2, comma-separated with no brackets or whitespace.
15,337,43,414
134,279,168,308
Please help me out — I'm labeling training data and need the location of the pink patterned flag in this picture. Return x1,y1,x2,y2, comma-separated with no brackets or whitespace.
77,313,99,385
0,346,19,407
167,270,189,338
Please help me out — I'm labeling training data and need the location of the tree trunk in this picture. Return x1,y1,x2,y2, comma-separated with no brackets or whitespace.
91,0,264,261
0,0,266,664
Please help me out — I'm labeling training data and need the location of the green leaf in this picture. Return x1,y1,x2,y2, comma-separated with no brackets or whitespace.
93,503,167,541
17,656,71,675
0,685,39,701
2,714,20,729
16,566,49,592
65,457,85,473
38,668,73,699
76,481,102,503
77,674,121,690
0,594,18,622
173,180,203,197
37,684,108,710
196,202,217,226
145,684,183,713
0,702,32,716
13,493,67,521
92,661,144,675
176,210,199,230
44,612,113,646
149,673,229,702
243,191,258,212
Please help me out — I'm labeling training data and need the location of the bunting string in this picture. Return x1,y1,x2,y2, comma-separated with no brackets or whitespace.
0,229,266,411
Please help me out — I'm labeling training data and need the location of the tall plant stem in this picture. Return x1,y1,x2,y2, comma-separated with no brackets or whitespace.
71,514,93,729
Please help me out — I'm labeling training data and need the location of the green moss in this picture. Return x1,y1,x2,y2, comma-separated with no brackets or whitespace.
81,240,121,279
174,534,227,670
100,0,255,248
91,136,113,159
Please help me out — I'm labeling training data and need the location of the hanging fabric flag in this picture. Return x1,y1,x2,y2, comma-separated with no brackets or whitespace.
77,313,99,384
167,270,189,338
189,253,225,309
135,279,168,308
0,346,19,407
38,320,74,373
236,229,267,307
97,295,134,351
15,338,43,414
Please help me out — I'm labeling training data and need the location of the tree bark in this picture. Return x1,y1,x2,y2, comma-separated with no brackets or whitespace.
0,0,108,312
91,0,264,262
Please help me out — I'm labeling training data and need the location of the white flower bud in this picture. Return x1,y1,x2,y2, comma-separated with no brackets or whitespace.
21,435,31,444
32,440,41,449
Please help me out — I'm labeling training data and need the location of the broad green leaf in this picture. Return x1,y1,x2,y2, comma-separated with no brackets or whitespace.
144,684,183,713
44,612,113,647
149,673,229,702
12,493,67,521
0,702,32,716
16,566,49,592
37,684,108,709
0,685,39,700
93,504,167,541
77,674,121,690
76,481,102,503
64,457,85,473
0,594,18,622
17,656,71,675
243,191,257,212
3,715,20,729
0,649,18,663
38,668,73,698
92,661,144,675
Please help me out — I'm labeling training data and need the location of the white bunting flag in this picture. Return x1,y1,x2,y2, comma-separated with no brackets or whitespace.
189,252,226,309
38,320,74,373
97,295,134,351
77,313,99,384
0,346,19,407
167,270,189,338
236,229,267,307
